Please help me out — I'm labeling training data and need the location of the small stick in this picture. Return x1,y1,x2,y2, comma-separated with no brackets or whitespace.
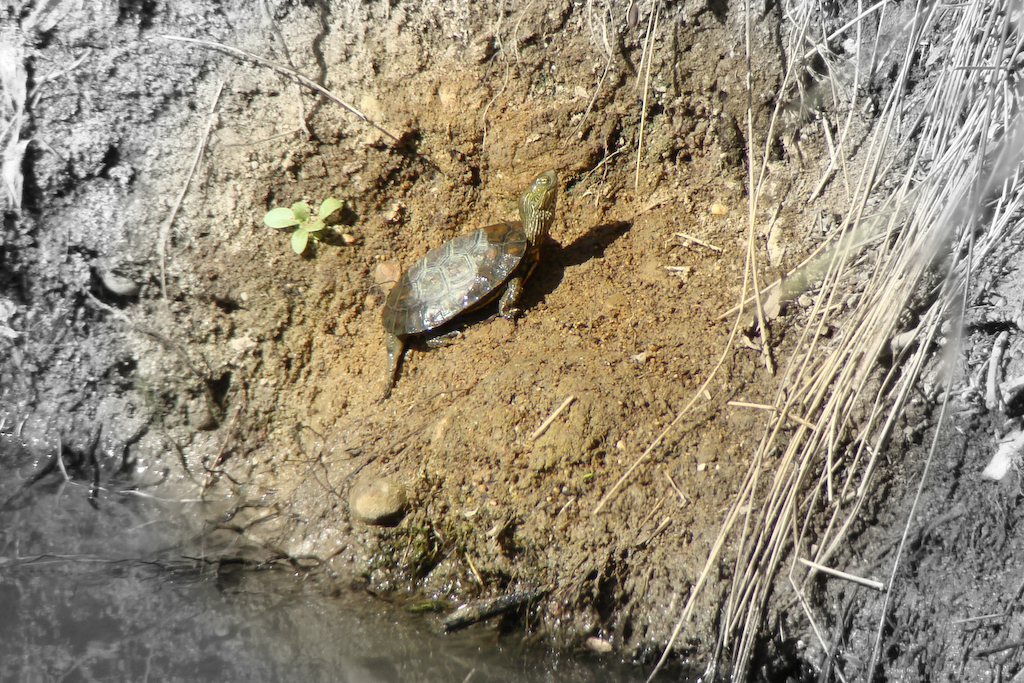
951,613,1006,625
83,290,210,381
986,330,1009,410
727,400,776,411
158,35,400,143
635,517,672,548
674,232,724,253
798,557,884,591
529,395,575,441
664,470,689,505
160,79,224,303
259,0,311,137
974,639,1024,658
636,495,665,531
443,587,548,631
567,8,614,144
464,551,485,587
29,48,92,110
56,439,70,482
209,384,247,471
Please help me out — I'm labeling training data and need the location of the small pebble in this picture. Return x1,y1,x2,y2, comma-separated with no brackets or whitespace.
350,477,408,526
100,270,140,297
585,636,613,654
710,203,729,216
374,260,401,287
384,202,405,224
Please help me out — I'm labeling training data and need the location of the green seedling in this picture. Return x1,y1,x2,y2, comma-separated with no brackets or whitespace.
264,197,343,254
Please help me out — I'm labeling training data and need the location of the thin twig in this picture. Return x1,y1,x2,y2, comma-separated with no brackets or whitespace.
951,613,1006,625
464,551,485,587
797,557,885,590
529,395,575,441
973,639,1024,658
55,439,70,482
664,470,689,505
159,79,224,303
568,3,614,143
83,290,210,381
727,400,776,411
259,0,311,137
674,232,724,253
635,517,672,548
633,1,660,192
157,35,400,143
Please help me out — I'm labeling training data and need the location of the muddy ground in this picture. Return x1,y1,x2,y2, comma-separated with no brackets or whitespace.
4,0,1024,680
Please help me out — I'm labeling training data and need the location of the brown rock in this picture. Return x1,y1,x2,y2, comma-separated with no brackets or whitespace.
350,477,408,526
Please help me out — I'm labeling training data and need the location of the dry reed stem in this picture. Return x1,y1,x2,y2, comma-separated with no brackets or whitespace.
633,1,660,192
648,0,1024,679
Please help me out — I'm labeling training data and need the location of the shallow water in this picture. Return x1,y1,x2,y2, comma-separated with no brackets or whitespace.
0,436,663,683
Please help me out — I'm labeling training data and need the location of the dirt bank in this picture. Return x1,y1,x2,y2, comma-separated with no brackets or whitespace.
5,0,1023,680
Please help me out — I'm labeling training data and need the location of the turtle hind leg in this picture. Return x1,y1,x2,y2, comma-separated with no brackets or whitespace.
381,332,406,400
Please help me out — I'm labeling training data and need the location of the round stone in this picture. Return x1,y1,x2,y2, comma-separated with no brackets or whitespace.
99,270,140,297
349,477,408,526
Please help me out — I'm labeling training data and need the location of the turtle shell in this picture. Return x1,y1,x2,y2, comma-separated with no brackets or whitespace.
382,221,528,337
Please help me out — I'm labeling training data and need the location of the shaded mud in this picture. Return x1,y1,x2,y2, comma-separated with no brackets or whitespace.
6,0,1021,680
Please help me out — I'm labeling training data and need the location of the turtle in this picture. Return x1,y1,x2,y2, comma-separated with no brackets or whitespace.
381,169,558,398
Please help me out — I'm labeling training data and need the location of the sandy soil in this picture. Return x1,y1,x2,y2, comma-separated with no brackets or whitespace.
5,0,1024,679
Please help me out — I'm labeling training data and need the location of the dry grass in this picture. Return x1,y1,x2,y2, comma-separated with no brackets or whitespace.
636,0,1024,679
0,29,28,212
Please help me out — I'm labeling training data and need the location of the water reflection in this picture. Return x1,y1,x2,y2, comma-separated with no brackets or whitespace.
0,434,660,683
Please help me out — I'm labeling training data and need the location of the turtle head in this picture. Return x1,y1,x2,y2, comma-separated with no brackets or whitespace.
519,169,558,244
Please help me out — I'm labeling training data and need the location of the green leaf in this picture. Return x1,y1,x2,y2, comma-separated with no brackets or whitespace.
290,201,311,223
291,228,310,254
319,197,343,220
264,207,300,229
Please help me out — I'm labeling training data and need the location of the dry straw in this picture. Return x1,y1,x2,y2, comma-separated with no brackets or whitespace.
635,0,1024,679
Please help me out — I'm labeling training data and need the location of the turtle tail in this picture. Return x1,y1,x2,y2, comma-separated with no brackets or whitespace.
381,332,405,400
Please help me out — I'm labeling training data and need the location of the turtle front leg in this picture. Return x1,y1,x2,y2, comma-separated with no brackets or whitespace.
497,275,525,320
382,331,405,400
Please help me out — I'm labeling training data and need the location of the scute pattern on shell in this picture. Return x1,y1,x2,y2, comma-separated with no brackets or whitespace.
382,221,528,337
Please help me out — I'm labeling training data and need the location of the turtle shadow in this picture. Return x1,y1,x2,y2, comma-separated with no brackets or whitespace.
519,220,633,311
